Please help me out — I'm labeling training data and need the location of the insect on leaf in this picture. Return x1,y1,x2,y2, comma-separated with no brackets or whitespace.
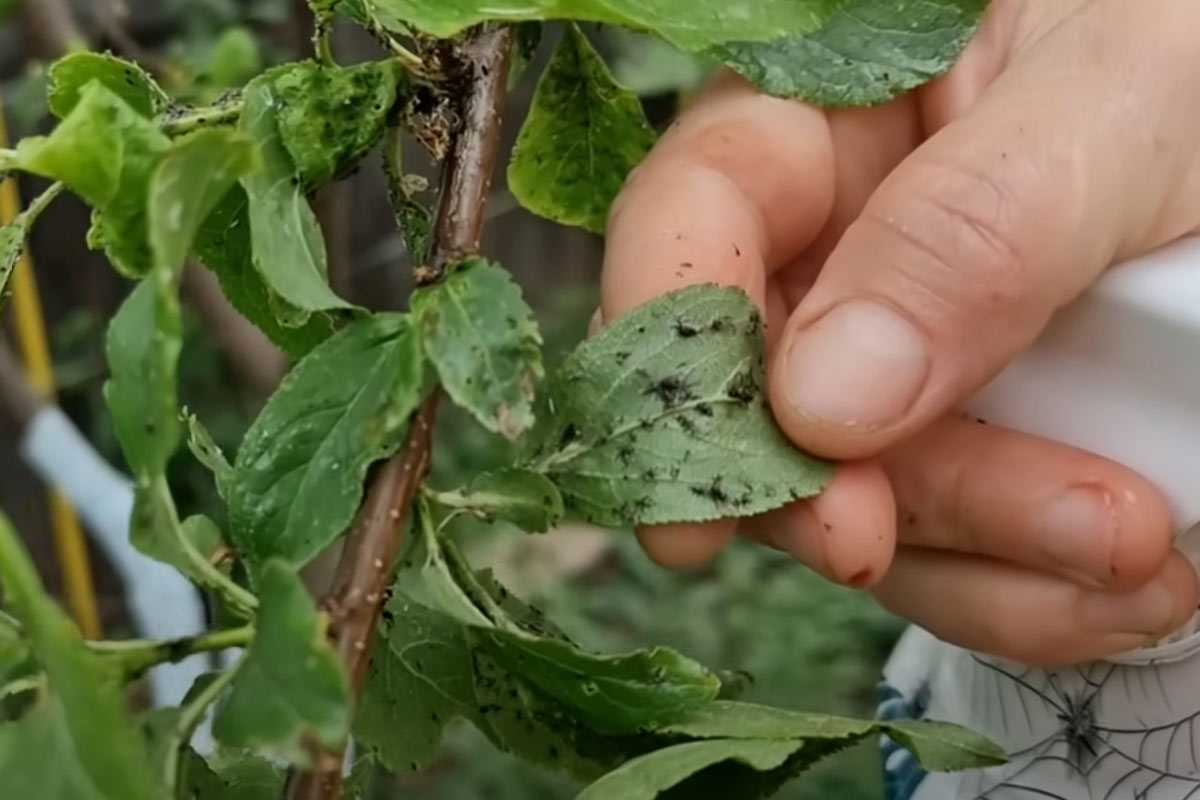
412,259,544,439
526,284,833,527
508,24,656,235
267,59,404,188
46,51,169,119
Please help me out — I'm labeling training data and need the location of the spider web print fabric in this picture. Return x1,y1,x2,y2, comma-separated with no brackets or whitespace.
880,626,1200,799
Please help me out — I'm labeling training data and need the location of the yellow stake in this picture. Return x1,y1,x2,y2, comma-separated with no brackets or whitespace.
0,99,102,639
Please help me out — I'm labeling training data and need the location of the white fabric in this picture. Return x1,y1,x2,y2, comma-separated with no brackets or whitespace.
884,237,1200,798
19,407,213,711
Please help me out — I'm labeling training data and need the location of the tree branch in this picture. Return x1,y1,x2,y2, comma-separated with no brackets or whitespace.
19,0,86,60
285,25,515,800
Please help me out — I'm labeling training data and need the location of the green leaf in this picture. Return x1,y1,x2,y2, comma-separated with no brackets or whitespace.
412,259,544,439
508,25,656,234
194,188,336,358
184,410,234,500
661,701,1006,771
202,27,265,89
47,52,169,119
0,513,161,800
228,313,429,573
364,0,830,52
431,467,564,533
15,83,171,277
357,591,632,780
180,514,229,565
401,511,495,628
712,0,988,107
483,630,720,735
213,560,350,762
660,700,874,741
148,128,260,273
527,284,832,527
0,698,106,799
107,283,256,614
577,738,804,800
265,60,403,187
355,593,483,773
104,278,181,476
179,749,286,800
238,73,355,325
882,719,1008,772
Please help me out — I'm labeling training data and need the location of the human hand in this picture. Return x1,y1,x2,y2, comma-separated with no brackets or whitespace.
600,0,1200,666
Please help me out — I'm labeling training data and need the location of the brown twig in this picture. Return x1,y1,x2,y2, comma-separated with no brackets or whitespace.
284,24,515,800
181,264,288,399
19,0,85,59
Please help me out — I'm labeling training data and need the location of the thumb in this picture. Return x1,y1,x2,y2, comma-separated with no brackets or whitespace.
769,6,1200,459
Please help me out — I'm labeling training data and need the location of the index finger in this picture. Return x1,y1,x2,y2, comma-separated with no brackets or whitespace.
601,75,835,320
600,77,872,572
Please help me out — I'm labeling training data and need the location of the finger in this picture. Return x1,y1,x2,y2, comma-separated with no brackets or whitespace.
883,416,1174,591
769,1,1200,459
740,461,895,587
602,73,836,319
604,75,839,569
636,520,737,571
873,548,1199,666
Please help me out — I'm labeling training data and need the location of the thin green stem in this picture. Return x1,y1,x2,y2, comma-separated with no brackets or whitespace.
160,102,244,136
147,475,258,616
14,182,65,228
157,654,246,786
0,147,16,166
89,624,254,677
314,23,336,66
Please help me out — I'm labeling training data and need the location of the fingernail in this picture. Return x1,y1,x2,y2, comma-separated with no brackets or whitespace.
588,307,605,337
783,301,929,428
1040,486,1117,586
1082,578,1177,636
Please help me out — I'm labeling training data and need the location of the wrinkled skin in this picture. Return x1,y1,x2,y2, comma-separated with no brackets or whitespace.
601,0,1200,666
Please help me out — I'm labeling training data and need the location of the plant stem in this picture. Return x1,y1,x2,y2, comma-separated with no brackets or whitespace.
89,625,254,678
284,24,516,800
14,182,64,228
160,102,245,137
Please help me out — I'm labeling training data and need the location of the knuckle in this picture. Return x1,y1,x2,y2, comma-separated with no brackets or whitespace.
865,159,1037,326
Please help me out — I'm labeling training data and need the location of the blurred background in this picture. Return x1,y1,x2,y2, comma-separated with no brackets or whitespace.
0,1,904,797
